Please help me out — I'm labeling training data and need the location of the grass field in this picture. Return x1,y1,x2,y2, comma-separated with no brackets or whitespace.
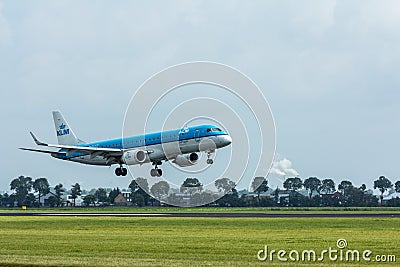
0,215,398,266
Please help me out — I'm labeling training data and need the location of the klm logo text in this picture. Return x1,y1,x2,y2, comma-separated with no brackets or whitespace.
57,123,69,136
57,129,70,136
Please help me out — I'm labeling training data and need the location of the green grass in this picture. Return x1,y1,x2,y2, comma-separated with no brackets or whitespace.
0,216,398,266
1,206,400,214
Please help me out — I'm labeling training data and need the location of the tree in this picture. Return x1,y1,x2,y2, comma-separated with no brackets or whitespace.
108,188,121,204
273,187,280,205
303,177,321,199
394,181,400,193
1,193,11,207
129,179,139,193
33,178,50,206
216,188,242,207
358,184,367,205
95,188,108,204
150,181,170,202
319,179,336,194
47,195,59,207
10,176,33,206
215,178,236,194
8,194,16,207
70,183,82,207
346,186,365,206
251,177,269,205
132,194,145,207
54,184,65,207
374,176,393,204
180,178,203,195
83,194,96,206
191,192,214,207
130,177,149,193
283,177,303,191
129,178,150,206
338,180,353,196
25,193,36,207
359,184,367,192
166,193,183,206
288,191,308,207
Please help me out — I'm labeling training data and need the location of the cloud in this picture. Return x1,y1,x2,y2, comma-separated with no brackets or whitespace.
0,1,11,46
270,158,299,177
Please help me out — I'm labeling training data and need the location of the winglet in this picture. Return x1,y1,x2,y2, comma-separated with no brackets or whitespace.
29,132,48,146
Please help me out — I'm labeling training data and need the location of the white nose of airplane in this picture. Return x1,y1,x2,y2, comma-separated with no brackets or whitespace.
220,135,232,147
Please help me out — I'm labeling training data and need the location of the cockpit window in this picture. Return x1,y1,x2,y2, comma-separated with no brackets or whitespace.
207,128,222,132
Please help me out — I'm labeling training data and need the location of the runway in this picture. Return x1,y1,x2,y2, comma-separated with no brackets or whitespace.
0,212,399,218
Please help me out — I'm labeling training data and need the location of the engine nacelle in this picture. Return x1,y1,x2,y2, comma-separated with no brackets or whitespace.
173,153,199,167
123,150,149,165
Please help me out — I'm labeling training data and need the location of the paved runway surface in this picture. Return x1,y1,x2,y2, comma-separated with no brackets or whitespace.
0,212,399,218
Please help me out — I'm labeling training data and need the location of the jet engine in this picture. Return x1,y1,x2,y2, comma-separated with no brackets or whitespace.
173,153,199,167
123,150,149,165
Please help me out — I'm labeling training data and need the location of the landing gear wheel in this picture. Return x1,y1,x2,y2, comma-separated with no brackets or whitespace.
150,167,162,177
115,167,127,176
206,151,214,164
150,162,162,177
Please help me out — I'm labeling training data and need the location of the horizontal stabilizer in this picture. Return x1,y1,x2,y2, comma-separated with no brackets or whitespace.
30,132,48,146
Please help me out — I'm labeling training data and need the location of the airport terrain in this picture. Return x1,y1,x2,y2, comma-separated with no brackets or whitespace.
0,208,398,266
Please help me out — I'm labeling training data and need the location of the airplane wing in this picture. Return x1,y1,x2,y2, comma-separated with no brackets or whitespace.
41,143,123,156
21,132,123,157
19,147,66,156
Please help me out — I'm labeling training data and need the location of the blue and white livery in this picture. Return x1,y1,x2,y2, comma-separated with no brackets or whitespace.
20,111,232,177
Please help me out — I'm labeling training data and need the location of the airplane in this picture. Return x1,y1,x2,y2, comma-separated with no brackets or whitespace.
20,111,232,177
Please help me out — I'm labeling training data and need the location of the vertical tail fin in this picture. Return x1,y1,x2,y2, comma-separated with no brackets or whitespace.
52,111,82,145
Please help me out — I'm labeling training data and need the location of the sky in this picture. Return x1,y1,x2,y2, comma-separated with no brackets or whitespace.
0,0,399,193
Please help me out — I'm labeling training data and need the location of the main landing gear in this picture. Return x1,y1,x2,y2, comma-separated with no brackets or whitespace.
206,151,214,165
150,162,162,177
115,166,128,176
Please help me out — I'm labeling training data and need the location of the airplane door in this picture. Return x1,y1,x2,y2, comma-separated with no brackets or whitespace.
194,129,200,142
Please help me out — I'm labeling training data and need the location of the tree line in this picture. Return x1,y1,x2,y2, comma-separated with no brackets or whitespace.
1,175,399,207
247,175,399,207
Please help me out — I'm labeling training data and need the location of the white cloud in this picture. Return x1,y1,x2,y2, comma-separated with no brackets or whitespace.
270,158,299,177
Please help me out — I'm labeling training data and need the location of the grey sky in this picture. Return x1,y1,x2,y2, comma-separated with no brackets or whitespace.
1,1,399,192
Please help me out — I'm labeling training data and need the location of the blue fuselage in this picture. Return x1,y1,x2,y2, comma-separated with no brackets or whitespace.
54,125,231,166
